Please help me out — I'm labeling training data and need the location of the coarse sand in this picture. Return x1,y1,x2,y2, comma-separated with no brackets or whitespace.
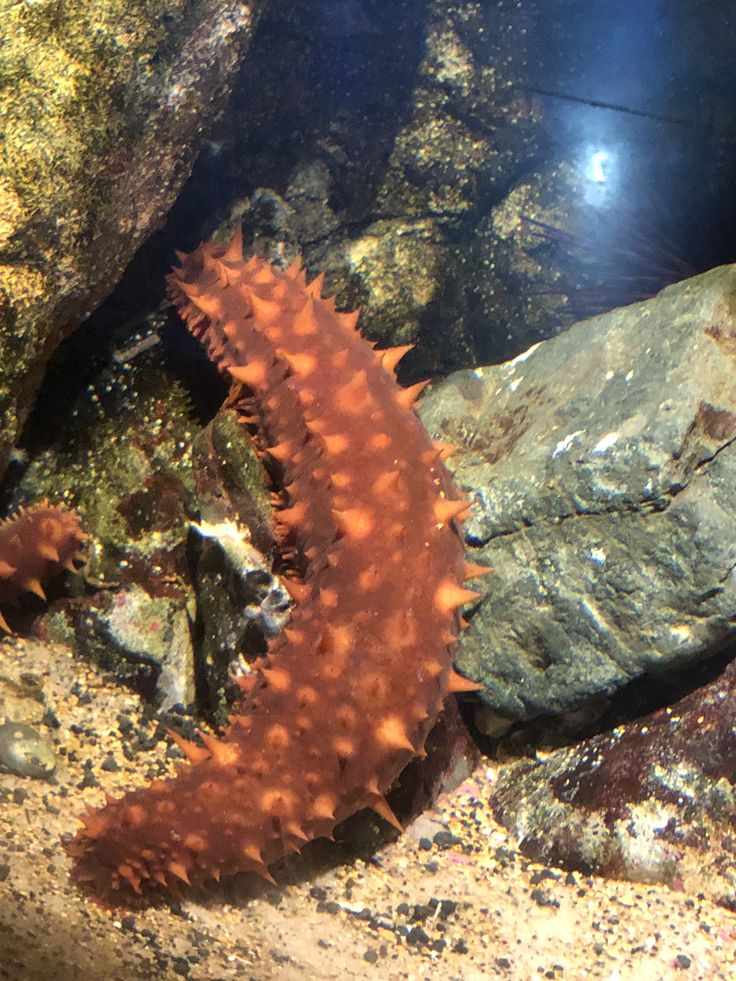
1,638,735,981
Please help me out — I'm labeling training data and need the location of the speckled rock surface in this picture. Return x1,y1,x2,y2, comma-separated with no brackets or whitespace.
492,655,736,911
421,264,736,721
205,0,538,382
2,637,736,980
0,721,55,780
0,0,265,476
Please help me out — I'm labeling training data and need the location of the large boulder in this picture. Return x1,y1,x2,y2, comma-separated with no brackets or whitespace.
422,264,736,721
0,0,265,476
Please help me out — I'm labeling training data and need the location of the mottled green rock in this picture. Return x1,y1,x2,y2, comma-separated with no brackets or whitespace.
13,347,195,576
0,0,265,477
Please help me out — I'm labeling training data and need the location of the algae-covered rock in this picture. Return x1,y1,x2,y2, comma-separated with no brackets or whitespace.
0,0,266,477
12,341,199,702
492,656,736,911
218,0,537,381
13,335,277,712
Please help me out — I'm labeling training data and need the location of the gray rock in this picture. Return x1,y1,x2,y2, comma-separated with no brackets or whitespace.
421,264,736,721
0,721,56,780
49,584,197,710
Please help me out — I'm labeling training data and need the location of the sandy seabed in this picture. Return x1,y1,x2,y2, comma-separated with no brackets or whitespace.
1,638,734,981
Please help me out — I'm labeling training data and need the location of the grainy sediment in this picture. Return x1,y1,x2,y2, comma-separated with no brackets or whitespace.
1,637,735,981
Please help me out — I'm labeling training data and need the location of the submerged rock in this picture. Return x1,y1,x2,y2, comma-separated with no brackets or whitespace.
221,0,538,380
0,0,265,477
492,655,736,910
422,263,736,721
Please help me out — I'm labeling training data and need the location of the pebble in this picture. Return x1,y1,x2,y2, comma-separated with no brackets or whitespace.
0,721,56,779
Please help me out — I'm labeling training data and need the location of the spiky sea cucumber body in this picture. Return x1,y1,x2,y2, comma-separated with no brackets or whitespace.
0,501,86,632
70,230,480,895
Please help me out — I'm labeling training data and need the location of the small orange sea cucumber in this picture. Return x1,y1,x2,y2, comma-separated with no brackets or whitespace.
0,500,86,633
69,228,484,896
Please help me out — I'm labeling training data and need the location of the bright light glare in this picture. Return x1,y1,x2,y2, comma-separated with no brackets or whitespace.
587,148,610,183
579,145,618,206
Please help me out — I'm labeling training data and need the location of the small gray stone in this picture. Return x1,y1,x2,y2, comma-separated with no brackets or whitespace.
0,722,56,780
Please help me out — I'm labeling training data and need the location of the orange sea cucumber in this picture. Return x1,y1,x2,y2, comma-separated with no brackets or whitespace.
0,501,86,633
69,228,484,896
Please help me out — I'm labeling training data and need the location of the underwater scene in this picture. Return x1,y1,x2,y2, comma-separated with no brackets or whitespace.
2,0,736,978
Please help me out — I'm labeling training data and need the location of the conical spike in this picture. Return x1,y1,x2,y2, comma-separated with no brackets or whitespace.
249,291,281,323
199,732,237,765
463,562,493,581
371,470,400,496
37,542,60,562
223,224,244,262
446,668,484,693
233,672,258,694
432,439,457,460
267,440,296,464
376,716,415,753
293,296,319,336
0,560,16,578
310,794,336,820
368,794,403,832
433,498,471,526
117,864,142,893
21,578,46,600
338,309,360,331
284,820,308,842
243,842,264,865
379,344,414,374
168,729,210,764
0,610,11,633
168,859,191,885
306,271,325,298
175,279,202,300
282,578,310,603
261,667,292,693
285,256,303,279
277,500,309,528
228,361,269,388
434,580,482,614
396,380,430,410
250,863,277,886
